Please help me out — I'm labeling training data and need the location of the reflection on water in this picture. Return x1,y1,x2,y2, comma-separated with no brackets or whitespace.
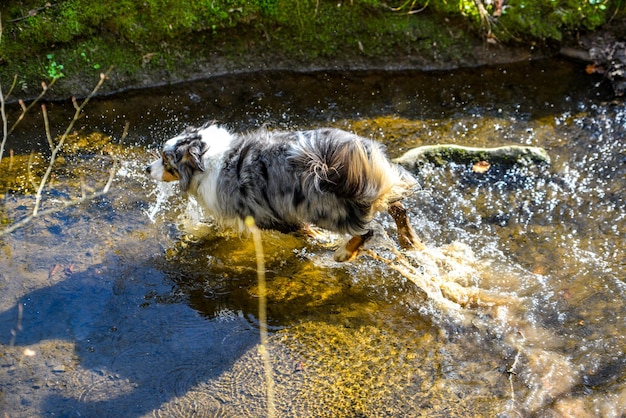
1,60,625,416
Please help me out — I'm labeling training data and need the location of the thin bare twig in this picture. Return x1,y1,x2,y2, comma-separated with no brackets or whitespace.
9,3,57,23
0,75,19,165
1,79,57,165
508,350,521,402
385,0,429,14
0,159,117,236
473,0,493,39
0,66,118,236
245,216,276,418
0,83,8,164
32,67,113,216
9,81,57,135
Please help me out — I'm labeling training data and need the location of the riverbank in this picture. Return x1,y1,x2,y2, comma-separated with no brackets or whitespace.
1,1,623,100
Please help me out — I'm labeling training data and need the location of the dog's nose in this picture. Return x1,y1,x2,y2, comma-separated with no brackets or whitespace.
145,165,151,174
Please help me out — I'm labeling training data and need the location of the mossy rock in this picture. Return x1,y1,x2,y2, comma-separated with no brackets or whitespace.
394,144,551,171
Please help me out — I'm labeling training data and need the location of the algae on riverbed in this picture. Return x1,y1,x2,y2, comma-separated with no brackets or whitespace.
0,65,624,417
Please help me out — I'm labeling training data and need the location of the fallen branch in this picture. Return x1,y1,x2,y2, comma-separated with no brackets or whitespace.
0,67,119,237
33,69,111,216
394,144,550,170
0,78,58,167
9,3,56,23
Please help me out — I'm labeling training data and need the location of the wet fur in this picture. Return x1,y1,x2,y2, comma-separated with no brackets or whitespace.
147,124,423,261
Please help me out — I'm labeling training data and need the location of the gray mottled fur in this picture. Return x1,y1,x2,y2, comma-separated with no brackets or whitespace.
154,126,417,237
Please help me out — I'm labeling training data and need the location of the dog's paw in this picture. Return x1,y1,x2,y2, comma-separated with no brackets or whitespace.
333,246,358,262
333,232,373,262
398,230,426,251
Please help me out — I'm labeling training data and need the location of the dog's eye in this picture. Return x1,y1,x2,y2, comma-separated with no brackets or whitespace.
161,153,173,171
162,160,178,175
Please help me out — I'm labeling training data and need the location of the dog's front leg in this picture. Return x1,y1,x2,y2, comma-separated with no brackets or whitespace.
388,201,425,251
334,230,374,262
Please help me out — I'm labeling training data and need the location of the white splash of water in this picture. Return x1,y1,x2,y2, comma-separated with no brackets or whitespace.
177,196,209,232
145,182,179,223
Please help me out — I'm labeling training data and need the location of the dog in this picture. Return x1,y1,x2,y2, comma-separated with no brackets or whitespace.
146,124,424,261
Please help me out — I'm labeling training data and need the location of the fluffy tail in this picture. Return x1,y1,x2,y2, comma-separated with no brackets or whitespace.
292,129,416,208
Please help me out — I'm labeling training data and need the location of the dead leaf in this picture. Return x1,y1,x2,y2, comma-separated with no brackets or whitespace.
586,64,605,74
472,161,491,173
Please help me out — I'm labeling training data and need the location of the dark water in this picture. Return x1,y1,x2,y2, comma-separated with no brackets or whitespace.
1,59,625,417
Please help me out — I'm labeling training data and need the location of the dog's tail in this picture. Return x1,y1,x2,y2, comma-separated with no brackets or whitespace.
292,129,416,208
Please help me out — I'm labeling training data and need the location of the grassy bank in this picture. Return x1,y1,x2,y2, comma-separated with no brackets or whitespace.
0,0,620,98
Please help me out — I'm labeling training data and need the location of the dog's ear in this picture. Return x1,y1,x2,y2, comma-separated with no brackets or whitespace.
183,139,206,172
175,138,206,191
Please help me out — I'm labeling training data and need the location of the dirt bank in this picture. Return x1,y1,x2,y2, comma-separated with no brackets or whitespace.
1,1,623,102
7,40,553,102
0,4,559,102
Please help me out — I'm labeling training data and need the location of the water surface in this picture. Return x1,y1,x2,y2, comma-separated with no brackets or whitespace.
1,59,624,417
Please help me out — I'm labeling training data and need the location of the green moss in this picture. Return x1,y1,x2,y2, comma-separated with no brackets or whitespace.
495,0,612,41
423,0,616,42
0,0,621,98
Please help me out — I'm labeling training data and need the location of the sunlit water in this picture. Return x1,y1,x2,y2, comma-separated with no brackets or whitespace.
1,60,624,417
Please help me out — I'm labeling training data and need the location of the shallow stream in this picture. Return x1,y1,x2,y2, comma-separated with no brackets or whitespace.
1,59,625,417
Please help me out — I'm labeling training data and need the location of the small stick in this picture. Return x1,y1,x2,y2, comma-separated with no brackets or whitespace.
508,350,521,402
33,68,113,216
245,216,276,418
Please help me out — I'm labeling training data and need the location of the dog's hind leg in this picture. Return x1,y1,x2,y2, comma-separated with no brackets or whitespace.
334,230,374,262
388,201,425,251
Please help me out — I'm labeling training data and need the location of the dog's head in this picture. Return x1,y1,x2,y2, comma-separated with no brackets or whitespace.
146,127,207,191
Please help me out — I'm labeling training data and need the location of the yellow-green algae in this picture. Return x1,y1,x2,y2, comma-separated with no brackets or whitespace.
0,132,117,195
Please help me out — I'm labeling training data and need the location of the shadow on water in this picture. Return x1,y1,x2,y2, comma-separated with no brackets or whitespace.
0,253,260,415
1,58,625,416
0,179,436,416
0,171,264,415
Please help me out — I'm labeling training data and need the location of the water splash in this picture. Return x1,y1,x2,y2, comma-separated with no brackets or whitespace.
145,182,179,222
